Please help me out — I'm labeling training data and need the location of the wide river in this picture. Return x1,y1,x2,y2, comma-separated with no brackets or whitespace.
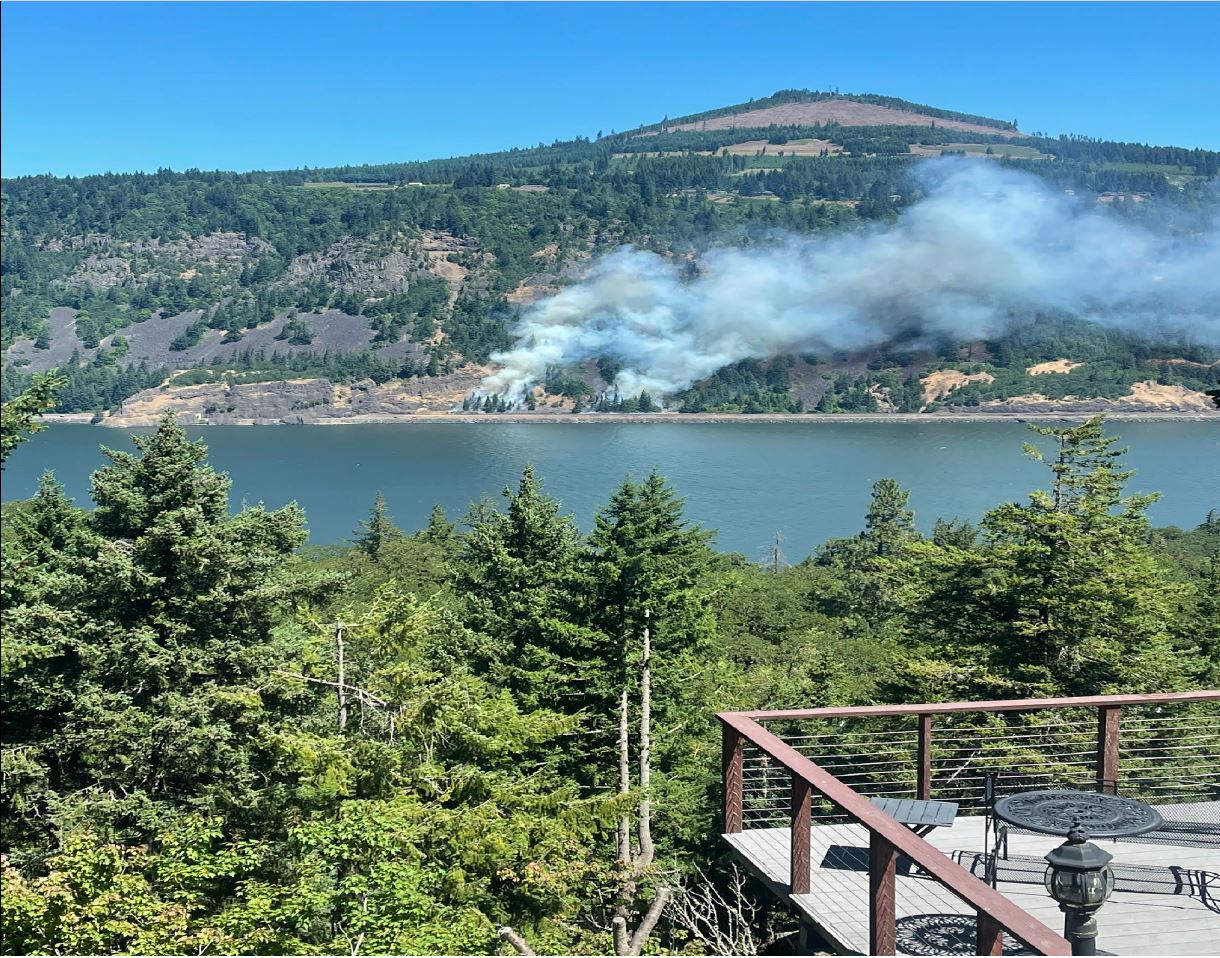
4,421,1218,558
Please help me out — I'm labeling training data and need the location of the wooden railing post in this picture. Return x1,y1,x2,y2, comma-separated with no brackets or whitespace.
717,711,1076,957
1096,706,1121,794
976,912,1004,955
722,723,744,833
869,832,897,955
917,713,933,800
790,776,812,894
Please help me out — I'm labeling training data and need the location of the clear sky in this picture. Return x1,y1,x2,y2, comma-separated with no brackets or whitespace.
3,1,1219,178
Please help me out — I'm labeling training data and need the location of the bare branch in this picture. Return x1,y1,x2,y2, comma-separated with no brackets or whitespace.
497,926,536,957
668,864,766,956
635,610,655,871
626,886,672,956
336,622,348,731
616,683,632,867
273,669,389,708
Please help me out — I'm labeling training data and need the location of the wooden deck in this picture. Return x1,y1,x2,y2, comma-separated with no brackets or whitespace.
726,809,1220,955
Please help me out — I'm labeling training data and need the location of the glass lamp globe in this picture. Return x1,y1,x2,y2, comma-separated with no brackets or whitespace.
1043,824,1116,912
1044,860,1116,909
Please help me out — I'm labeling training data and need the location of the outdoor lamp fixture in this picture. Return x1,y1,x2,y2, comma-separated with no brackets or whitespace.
1043,822,1116,956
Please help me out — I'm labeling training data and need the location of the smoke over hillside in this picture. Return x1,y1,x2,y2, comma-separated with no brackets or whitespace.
481,161,1220,399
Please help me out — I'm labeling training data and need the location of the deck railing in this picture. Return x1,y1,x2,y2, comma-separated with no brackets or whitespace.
718,689,1220,955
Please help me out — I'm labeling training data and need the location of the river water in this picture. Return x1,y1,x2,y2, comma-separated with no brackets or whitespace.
4,421,1217,558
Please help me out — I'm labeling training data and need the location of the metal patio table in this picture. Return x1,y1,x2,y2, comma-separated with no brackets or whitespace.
994,788,1164,955
993,789,1164,840
870,795,959,837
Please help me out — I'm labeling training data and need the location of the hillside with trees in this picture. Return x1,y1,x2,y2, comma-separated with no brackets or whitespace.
3,88,1219,418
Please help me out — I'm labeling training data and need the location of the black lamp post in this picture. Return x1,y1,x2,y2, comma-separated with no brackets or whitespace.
1043,822,1116,956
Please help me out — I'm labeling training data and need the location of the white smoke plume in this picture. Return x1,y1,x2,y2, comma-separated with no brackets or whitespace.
481,161,1220,399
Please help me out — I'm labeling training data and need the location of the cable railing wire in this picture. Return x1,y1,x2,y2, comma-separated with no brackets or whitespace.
738,703,1218,832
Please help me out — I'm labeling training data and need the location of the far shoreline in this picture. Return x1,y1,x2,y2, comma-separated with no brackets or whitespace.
41,410,1220,427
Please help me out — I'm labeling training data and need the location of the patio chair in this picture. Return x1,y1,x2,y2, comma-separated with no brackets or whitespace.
981,772,1008,888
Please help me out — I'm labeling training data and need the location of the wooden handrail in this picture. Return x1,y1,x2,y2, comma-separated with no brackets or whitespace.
719,711,1072,955
727,689,1220,723
720,692,1217,954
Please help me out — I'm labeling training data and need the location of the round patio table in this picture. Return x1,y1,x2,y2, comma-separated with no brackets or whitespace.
993,789,1163,838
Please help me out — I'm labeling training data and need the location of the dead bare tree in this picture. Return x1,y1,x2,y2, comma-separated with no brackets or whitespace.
335,620,349,731
668,863,770,956
497,926,537,956
610,608,671,957
767,530,787,574
494,609,672,958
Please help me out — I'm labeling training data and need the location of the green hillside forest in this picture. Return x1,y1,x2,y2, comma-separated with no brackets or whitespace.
2,385,1218,952
3,89,1219,416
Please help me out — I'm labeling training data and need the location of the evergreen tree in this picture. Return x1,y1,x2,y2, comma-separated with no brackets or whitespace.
457,466,588,710
931,516,977,549
863,478,918,558
1,372,65,464
890,417,1190,698
817,478,921,622
584,473,715,669
2,415,308,853
581,473,717,847
355,492,403,559
421,503,457,544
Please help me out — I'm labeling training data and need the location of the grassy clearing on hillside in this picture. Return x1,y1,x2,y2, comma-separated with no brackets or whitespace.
664,96,1022,137
910,142,1052,159
721,137,841,156
302,181,397,190
1100,162,1200,175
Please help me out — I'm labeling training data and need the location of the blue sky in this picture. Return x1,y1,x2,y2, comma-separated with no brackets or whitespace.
3,2,1219,177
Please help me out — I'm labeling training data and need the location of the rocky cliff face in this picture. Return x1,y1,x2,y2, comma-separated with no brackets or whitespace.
975,382,1216,414
104,367,492,425
4,230,485,374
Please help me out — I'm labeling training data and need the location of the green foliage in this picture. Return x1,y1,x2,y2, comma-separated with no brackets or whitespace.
2,414,1215,955
354,492,403,559
882,416,1192,700
457,466,588,712
277,316,314,346
543,367,593,399
2,416,307,855
1,371,64,463
3,356,169,415
594,390,662,413
0,820,279,955
169,346,426,390
169,319,207,352
678,357,802,413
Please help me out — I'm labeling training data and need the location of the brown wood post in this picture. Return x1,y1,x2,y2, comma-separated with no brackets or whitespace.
869,832,897,955
975,912,1004,955
1096,706,1121,794
917,713,933,800
790,776,812,894
722,724,744,834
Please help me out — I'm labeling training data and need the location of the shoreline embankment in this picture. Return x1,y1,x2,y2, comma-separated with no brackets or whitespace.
40,410,1220,427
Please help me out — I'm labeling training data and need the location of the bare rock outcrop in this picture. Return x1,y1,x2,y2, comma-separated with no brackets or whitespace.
103,366,493,425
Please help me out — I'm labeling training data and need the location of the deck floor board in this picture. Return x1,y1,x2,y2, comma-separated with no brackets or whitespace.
725,807,1220,955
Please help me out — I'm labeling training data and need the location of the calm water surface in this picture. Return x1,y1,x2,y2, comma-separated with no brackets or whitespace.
4,421,1217,558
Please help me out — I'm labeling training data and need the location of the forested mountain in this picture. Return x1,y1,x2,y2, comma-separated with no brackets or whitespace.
3,88,1219,418
2,407,1217,953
